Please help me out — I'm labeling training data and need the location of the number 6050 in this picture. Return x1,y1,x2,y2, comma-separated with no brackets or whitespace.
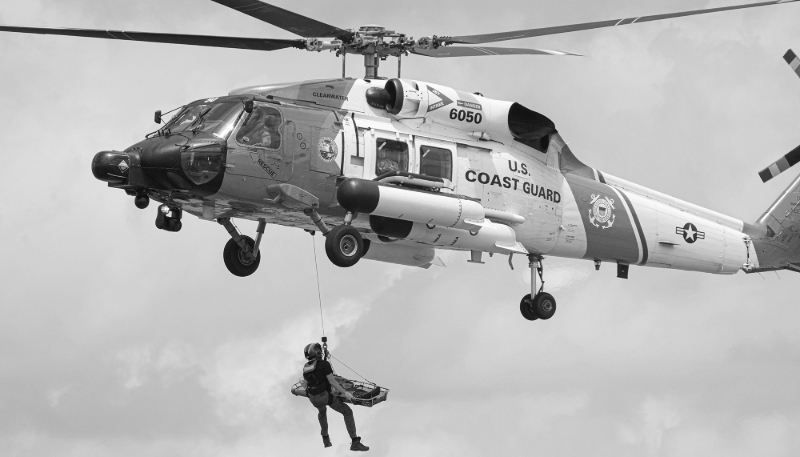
449,108,482,124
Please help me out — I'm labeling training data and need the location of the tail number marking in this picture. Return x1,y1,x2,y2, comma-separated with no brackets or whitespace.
450,109,482,124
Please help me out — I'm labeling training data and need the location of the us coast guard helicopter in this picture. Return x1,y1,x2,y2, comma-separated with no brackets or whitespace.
3,0,800,322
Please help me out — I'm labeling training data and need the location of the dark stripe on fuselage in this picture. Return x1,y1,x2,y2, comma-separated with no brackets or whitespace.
616,188,648,266
564,174,640,264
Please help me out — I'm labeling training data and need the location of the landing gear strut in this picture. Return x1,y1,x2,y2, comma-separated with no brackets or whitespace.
218,217,264,277
519,254,557,321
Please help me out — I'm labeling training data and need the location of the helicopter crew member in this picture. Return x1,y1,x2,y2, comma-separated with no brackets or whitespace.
303,343,369,451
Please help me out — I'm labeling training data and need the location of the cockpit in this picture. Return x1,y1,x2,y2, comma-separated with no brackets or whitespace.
163,98,245,140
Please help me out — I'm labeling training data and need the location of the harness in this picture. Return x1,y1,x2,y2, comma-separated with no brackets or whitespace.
303,359,329,396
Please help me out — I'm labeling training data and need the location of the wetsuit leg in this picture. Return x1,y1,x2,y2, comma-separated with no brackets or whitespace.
329,395,357,439
308,392,330,436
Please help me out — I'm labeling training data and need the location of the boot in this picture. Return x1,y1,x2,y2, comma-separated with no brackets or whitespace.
350,437,369,452
322,435,332,448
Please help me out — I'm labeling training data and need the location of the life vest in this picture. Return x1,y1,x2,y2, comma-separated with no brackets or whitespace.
303,360,329,396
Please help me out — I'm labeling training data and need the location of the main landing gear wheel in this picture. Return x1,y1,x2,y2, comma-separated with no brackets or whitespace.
520,255,557,321
325,225,364,268
533,292,556,320
520,294,538,321
223,236,261,277
519,293,557,320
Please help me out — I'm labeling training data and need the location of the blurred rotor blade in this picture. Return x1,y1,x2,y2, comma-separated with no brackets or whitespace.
0,25,305,51
783,49,800,79
210,0,352,40
444,0,800,44
759,145,800,183
412,46,580,58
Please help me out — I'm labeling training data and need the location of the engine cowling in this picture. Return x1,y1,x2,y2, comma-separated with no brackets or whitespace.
380,79,557,153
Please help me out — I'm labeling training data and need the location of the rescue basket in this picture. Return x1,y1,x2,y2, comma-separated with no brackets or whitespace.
291,375,389,407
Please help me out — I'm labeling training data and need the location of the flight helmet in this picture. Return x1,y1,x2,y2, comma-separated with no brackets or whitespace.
304,342,323,360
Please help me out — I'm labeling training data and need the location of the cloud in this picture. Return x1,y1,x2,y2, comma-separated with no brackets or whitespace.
2,0,800,456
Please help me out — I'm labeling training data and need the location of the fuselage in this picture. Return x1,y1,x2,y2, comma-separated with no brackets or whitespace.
95,77,758,274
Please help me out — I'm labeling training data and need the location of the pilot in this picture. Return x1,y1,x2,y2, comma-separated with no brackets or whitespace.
262,112,282,148
302,343,369,451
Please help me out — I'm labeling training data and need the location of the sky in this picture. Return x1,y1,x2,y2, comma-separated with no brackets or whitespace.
1,0,799,456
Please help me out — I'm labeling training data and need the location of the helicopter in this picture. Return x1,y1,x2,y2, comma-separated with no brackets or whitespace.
2,0,800,323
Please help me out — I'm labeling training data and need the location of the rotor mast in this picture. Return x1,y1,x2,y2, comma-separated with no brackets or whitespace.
310,25,433,79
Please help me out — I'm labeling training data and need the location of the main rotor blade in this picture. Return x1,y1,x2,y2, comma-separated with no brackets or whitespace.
210,0,352,40
444,0,800,45
412,46,580,58
0,25,305,51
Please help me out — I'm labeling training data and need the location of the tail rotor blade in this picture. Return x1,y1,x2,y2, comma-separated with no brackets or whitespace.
783,49,800,78
759,145,800,182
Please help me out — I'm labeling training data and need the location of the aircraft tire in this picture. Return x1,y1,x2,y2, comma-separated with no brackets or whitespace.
223,236,261,277
519,294,539,321
325,225,364,268
534,292,556,320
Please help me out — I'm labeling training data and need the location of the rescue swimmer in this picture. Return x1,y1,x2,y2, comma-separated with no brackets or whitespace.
302,343,369,451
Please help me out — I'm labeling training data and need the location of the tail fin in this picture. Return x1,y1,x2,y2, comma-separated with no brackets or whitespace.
746,173,800,273
745,49,800,273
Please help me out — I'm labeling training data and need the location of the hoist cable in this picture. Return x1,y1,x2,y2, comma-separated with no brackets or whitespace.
311,235,326,337
310,235,373,386
328,352,372,384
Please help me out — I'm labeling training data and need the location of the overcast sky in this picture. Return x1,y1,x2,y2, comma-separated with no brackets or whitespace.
1,0,800,456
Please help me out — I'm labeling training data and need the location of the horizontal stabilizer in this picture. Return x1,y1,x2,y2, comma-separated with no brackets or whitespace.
758,144,800,182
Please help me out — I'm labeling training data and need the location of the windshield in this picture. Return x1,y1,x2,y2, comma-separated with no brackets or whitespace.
165,101,243,139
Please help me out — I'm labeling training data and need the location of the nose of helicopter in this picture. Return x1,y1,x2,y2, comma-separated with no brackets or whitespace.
91,150,131,184
91,135,227,198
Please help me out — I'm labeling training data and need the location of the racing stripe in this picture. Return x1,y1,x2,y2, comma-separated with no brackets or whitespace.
564,173,640,264
615,188,649,265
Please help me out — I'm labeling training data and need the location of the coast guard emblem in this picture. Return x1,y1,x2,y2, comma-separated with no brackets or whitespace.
589,194,616,229
318,137,338,162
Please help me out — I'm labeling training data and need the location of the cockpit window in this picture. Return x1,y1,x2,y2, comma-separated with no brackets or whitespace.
235,105,283,149
375,138,408,175
165,101,243,139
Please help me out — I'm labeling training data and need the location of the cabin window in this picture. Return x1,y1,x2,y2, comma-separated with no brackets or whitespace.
375,138,408,176
419,146,452,180
235,105,282,149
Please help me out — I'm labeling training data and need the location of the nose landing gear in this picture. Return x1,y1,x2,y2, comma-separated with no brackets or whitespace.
519,254,557,321
218,218,264,277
